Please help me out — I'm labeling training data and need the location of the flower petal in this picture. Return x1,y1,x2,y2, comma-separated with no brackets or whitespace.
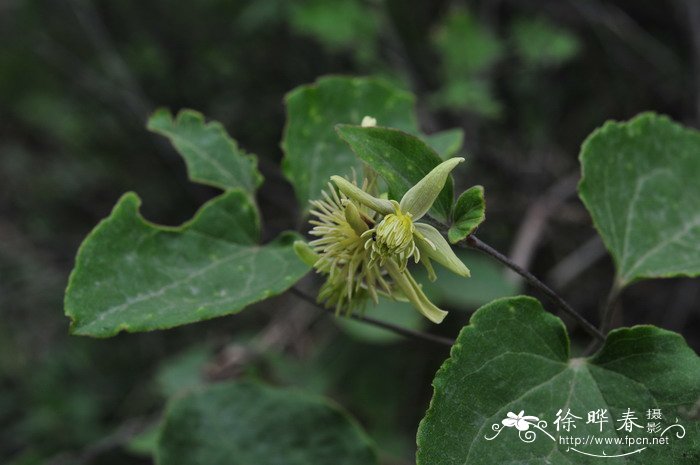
515,419,530,431
399,157,464,219
385,259,448,323
414,223,470,277
331,176,394,215
502,419,517,427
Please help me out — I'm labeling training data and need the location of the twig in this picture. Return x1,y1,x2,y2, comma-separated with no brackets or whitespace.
545,235,607,289
583,279,624,355
45,416,155,465
507,173,579,283
462,235,605,341
288,287,455,348
206,304,318,381
599,279,623,334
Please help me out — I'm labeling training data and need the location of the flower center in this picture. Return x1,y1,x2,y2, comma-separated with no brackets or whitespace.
373,209,415,257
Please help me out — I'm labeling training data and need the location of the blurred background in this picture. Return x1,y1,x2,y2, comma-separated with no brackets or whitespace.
1,0,699,463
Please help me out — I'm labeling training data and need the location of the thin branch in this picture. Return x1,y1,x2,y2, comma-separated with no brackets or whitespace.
507,172,579,283
583,279,624,355
463,235,605,342
288,287,455,348
599,279,623,335
545,235,607,289
46,416,156,465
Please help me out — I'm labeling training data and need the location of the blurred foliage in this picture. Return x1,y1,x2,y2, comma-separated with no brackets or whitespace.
0,0,697,464
290,0,380,66
510,16,581,67
431,8,504,117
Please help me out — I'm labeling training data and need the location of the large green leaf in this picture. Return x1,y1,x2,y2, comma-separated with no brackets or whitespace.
579,113,700,286
336,125,454,221
156,381,378,465
147,108,263,194
65,192,309,337
282,76,418,210
417,296,700,464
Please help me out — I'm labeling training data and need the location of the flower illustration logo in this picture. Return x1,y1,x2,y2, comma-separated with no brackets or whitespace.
485,410,553,443
502,411,540,431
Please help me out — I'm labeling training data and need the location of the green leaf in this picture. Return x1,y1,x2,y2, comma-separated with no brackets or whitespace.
335,296,426,344
282,76,418,210
425,128,464,159
579,113,700,285
448,185,485,243
336,125,454,221
147,108,263,194
417,296,700,464
156,381,378,465
64,192,309,337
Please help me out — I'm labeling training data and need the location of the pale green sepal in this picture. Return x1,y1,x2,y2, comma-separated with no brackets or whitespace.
414,223,470,277
404,271,447,320
330,176,394,215
293,240,319,267
399,157,464,219
377,287,409,303
415,239,437,281
385,260,448,324
344,201,369,235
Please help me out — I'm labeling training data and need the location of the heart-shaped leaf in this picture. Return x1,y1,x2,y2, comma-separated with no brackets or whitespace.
336,125,454,221
66,110,311,337
579,113,700,286
417,296,700,464
156,381,378,465
65,192,308,337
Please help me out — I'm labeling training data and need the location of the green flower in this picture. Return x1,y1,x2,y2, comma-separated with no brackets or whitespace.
332,157,470,281
298,158,470,324
301,180,390,315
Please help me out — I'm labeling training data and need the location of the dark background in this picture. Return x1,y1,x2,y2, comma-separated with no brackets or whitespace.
1,0,698,464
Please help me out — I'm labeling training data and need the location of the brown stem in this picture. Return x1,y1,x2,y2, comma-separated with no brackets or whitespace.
288,287,455,348
463,235,605,342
